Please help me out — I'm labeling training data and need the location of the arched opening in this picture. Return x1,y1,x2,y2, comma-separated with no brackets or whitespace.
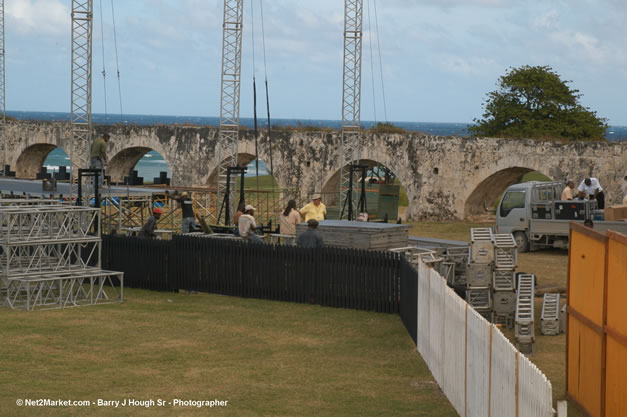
465,168,552,217
108,148,171,185
17,144,70,179
208,154,282,224
322,160,409,221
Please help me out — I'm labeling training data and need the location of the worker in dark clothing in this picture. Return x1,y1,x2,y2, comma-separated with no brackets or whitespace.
176,191,197,233
297,219,324,248
139,208,162,238
90,133,110,190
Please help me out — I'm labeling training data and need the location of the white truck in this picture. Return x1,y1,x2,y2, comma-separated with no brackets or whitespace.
495,181,627,252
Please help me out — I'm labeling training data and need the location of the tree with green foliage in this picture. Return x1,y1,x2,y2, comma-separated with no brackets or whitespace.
469,65,608,141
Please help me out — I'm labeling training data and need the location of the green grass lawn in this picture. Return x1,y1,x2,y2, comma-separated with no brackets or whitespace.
0,290,455,417
243,174,279,190
408,221,585,417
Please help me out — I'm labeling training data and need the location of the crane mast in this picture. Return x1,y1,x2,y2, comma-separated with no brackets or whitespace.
0,0,5,175
339,0,363,219
70,0,93,197
216,0,244,224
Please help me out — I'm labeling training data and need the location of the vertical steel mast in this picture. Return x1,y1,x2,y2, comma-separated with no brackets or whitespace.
70,1,93,198
216,0,244,224
0,0,6,175
339,0,363,219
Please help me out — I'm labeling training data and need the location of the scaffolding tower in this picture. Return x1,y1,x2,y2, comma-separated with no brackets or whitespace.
339,0,363,219
216,0,244,224
70,0,94,199
0,0,5,175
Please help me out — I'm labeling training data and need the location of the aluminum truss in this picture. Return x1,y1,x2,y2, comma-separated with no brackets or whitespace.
0,0,5,175
339,0,363,219
71,1,93,197
4,270,123,311
216,0,244,224
0,204,122,311
0,206,100,244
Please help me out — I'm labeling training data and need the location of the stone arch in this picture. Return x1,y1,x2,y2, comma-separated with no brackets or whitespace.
464,166,552,217
15,144,71,179
108,146,172,183
321,159,411,219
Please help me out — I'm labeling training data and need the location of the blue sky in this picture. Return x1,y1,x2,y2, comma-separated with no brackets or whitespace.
7,0,627,125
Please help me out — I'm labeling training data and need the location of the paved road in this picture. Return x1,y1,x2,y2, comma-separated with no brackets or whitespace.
0,178,156,198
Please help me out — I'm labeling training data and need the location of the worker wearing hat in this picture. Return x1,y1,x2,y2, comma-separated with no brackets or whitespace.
139,207,162,239
176,191,197,234
299,194,326,222
238,204,263,243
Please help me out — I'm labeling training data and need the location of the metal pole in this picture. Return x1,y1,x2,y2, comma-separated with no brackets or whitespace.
348,166,354,220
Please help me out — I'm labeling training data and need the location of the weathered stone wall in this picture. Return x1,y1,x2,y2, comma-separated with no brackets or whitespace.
3,120,626,220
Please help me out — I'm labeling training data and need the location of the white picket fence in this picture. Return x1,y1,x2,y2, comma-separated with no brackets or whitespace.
415,262,554,417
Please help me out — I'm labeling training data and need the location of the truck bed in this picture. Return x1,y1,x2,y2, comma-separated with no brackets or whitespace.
530,219,627,237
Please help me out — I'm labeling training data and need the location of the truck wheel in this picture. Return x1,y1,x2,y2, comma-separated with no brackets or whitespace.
514,231,530,253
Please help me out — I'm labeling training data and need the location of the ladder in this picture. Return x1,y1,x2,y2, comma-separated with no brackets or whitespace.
515,273,536,354
541,293,560,336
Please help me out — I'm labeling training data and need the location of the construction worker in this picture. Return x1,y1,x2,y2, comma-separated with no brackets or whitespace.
577,177,605,209
280,200,301,235
90,132,110,189
176,191,197,234
139,208,162,238
297,219,324,248
238,204,263,243
560,181,575,200
299,194,326,221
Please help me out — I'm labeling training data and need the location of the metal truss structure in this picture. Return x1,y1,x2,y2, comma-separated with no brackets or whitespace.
0,0,5,174
4,270,123,311
1,241,100,278
339,0,363,219
216,0,244,224
71,1,93,196
0,206,100,244
1,204,123,311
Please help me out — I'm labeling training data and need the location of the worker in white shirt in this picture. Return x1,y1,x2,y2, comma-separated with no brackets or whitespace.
577,177,605,209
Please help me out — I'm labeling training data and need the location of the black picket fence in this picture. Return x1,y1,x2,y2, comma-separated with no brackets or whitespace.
101,235,418,315
399,260,418,344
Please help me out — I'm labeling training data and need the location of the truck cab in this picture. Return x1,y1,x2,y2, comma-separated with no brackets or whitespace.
496,181,594,252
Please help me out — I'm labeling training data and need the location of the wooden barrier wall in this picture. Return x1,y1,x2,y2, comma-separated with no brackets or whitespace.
567,223,627,417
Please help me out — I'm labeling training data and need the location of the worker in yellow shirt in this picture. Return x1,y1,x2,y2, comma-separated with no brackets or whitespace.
299,194,326,221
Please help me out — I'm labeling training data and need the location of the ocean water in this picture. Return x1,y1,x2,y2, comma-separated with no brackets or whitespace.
8,110,626,181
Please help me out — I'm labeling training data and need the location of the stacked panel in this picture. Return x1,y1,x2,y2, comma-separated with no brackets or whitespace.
1,204,123,311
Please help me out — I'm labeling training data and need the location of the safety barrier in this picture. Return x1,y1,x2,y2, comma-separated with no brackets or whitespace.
415,261,554,417
567,223,627,417
102,234,403,314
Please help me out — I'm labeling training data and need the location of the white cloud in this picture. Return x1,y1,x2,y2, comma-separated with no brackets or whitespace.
435,54,500,76
531,10,559,30
388,0,509,8
7,0,69,37
549,31,612,63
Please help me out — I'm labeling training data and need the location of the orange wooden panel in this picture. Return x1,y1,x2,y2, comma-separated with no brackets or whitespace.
568,318,603,417
569,230,606,326
606,237,627,334
605,338,627,417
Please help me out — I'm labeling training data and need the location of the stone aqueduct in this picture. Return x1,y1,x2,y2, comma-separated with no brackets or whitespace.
3,120,627,220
